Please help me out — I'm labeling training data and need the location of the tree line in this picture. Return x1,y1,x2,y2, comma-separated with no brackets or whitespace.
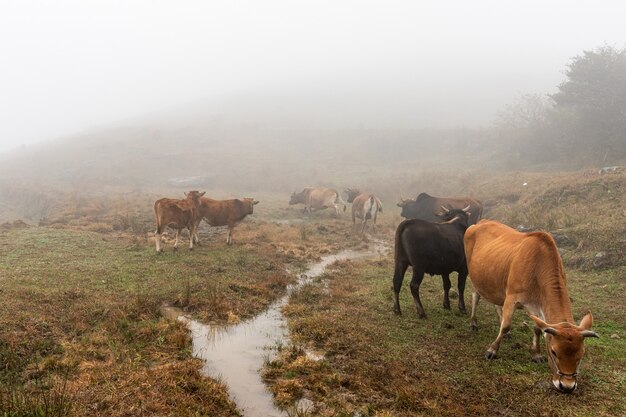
492,45,626,169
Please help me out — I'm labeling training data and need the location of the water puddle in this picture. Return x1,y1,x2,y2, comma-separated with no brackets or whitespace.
168,242,387,417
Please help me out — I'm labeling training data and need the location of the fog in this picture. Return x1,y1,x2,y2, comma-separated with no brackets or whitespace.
2,1,626,153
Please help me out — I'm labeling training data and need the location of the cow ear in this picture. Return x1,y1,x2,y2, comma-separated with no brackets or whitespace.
578,312,593,330
200,192,206,197
184,191,189,197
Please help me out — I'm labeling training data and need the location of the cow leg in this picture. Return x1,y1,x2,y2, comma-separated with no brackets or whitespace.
173,228,181,251
226,226,233,245
530,326,545,363
442,273,451,310
457,271,467,313
155,230,162,252
409,268,427,318
392,261,409,315
360,218,368,234
495,305,512,339
470,292,480,331
485,298,515,360
193,225,201,246
188,226,195,250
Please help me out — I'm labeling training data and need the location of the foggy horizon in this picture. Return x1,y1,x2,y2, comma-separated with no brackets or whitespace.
2,1,626,154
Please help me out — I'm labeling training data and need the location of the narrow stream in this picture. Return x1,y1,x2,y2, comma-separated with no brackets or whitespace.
169,242,387,417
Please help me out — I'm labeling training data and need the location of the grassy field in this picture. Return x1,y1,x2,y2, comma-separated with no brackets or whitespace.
265,259,625,417
0,193,375,416
0,170,624,416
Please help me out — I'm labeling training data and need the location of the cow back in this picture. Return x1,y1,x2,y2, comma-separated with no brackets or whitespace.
402,193,482,224
464,220,567,307
199,197,252,226
396,217,468,275
308,188,339,209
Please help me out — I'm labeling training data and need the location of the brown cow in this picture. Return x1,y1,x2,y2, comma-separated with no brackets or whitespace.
154,190,205,252
345,188,383,233
464,220,598,393
193,197,259,245
289,187,346,215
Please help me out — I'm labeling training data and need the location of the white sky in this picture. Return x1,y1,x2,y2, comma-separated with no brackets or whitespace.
1,0,625,153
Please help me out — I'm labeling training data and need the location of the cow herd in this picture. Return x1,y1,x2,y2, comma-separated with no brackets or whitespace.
154,191,258,251
153,186,598,393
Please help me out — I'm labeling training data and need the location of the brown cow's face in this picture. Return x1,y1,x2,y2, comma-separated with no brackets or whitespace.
242,198,259,214
530,313,598,393
185,190,205,199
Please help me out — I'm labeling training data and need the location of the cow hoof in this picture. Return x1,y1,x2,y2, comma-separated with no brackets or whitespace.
394,309,402,316
485,350,496,360
189,247,193,251
470,324,478,332
443,304,451,310
503,332,512,340
418,313,427,319
459,307,467,314
532,355,546,364
173,247,178,252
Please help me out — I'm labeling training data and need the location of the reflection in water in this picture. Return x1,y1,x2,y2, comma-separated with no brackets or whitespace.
179,244,387,417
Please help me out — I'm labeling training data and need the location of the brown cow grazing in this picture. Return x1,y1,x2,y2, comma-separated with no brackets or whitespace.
154,190,205,252
193,197,259,245
345,188,383,233
464,220,598,393
289,187,346,215
397,192,483,225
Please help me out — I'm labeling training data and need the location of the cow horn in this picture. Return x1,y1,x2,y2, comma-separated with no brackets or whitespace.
581,330,599,338
543,327,559,336
440,205,450,213
253,200,260,205
462,205,471,212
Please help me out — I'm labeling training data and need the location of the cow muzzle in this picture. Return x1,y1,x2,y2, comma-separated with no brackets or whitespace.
553,374,577,393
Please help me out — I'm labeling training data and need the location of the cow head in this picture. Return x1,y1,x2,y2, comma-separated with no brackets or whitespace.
184,190,206,206
345,188,360,203
289,191,304,205
530,313,598,393
242,198,259,214
435,205,471,226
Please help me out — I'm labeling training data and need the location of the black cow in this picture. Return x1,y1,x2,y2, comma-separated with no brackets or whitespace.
392,206,471,318
397,192,483,225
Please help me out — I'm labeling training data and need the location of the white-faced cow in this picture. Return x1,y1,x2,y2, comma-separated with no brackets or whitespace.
345,188,383,233
289,187,346,215
393,206,471,318
464,220,598,393
193,197,259,245
154,190,205,252
397,192,483,225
